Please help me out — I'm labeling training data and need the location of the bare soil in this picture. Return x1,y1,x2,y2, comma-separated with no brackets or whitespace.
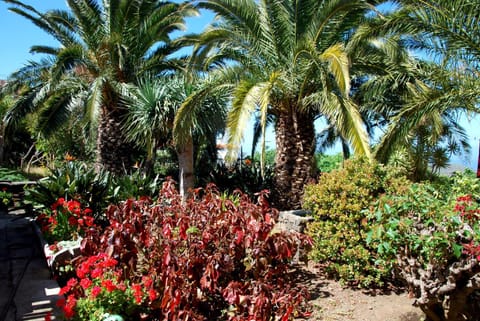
297,262,425,321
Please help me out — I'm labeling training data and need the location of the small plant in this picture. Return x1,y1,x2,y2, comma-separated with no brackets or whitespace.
26,161,161,221
59,180,311,320
36,198,96,244
0,188,13,206
25,161,112,219
108,170,161,204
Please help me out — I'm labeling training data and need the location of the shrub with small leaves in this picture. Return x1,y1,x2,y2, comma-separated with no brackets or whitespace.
59,180,311,320
303,158,409,287
370,183,480,321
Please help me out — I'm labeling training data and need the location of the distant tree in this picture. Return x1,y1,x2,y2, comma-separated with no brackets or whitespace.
125,73,227,198
315,153,343,173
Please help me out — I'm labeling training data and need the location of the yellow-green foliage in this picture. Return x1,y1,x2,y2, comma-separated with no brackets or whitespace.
303,158,409,287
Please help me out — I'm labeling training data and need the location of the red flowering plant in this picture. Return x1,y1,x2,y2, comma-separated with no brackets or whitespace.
454,195,480,259
58,180,312,320
56,253,153,320
36,198,96,244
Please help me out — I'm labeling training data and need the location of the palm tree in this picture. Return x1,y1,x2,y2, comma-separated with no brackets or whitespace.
388,0,480,68
185,0,384,209
3,0,196,174
374,63,475,180
354,0,480,178
125,73,228,198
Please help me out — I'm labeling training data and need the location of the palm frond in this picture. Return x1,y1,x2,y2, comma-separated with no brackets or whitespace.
319,43,351,96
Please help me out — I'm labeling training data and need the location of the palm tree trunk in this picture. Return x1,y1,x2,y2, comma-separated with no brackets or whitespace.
96,108,134,175
274,109,316,210
177,135,194,200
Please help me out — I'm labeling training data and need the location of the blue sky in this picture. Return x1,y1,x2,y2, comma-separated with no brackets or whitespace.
0,0,478,169
0,1,215,77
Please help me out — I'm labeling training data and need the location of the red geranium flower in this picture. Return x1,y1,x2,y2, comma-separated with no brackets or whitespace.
80,278,92,290
91,286,102,298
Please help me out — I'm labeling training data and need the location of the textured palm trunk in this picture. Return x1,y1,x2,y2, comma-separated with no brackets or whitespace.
96,108,134,175
274,108,316,210
177,135,194,200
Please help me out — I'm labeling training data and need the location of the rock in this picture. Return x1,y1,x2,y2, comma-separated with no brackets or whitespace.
275,210,313,233
275,210,313,263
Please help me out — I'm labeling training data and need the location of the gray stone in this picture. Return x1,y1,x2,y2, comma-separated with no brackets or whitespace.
275,210,313,233
275,210,313,264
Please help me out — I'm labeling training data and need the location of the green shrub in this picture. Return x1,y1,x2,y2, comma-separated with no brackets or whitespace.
448,169,480,200
315,153,343,172
370,183,480,321
303,158,409,287
206,160,274,199
25,162,161,220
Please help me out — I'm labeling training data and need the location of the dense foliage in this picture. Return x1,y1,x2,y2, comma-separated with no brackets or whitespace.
58,180,311,320
26,161,161,219
206,160,275,199
303,158,410,287
0,167,29,181
370,174,480,321
315,153,343,173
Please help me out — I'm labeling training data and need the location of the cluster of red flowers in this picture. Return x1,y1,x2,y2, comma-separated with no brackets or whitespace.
454,195,480,221
58,253,159,319
53,198,95,228
36,198,95,242
454,195,480,260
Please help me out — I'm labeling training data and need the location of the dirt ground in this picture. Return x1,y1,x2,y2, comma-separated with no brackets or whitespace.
297,262,425,321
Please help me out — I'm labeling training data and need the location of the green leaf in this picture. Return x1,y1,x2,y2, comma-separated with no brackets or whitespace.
186,226,200,234
366,230,374,245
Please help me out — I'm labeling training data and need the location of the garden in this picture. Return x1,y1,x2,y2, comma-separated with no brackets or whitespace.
0,0,479,320
2,157,480,321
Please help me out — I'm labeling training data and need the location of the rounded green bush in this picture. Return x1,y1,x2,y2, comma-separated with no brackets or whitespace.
303,158,409,287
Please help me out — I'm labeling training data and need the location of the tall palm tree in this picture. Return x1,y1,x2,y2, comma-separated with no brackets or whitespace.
374,63,475,180
3,0,196,174
125,73,228,198
355,0,480,176
184,0,384,209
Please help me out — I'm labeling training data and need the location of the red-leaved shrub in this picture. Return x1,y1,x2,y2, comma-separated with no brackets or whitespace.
59,180,311,320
